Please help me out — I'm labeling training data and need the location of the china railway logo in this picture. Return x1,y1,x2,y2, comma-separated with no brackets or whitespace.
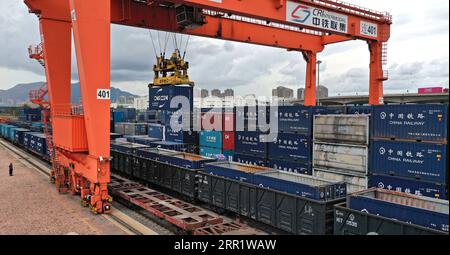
290,4,311,23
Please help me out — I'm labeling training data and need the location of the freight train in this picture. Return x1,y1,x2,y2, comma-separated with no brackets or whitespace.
1,104,448,235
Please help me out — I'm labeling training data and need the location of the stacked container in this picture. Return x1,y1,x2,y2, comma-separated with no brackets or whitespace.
369,104,448,200
233,131,269,166
198,108,235,161
199,131,223,159
267,106,313,174
18,108,41,122
114,122,148,136
313,114,371,193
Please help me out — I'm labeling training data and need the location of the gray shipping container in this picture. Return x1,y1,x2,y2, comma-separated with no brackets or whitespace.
313,142,368,174
313,168,368,194
114,123,126,135
313,115,370,145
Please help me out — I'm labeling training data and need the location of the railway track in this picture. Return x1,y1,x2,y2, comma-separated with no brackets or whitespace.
0,139,166,235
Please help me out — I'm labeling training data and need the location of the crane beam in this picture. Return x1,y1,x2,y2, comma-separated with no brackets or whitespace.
165,0,391,41
110,1,325,52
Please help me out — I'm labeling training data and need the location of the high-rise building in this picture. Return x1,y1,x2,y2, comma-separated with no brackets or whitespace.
272,86,294,99
297,88,305,100
211,89,221,97
317,85,329,99
133,96,149,110
223,89,234,97
201,89,209,98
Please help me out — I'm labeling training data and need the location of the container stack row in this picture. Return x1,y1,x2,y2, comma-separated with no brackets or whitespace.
312,114,371,193
148,85,199,154
369,104,448,200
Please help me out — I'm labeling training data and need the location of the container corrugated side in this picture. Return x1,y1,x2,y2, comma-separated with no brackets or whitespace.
368,174,448,200
233,153,267,167
199,131,222,149
203,161,270,183
313,142,368,174
371,104,448,142
199,146,223,159
252,170,347,201
348,188,449,232
267,133,312,162
369,140,447,183
277,106,313,135
313,115,370,145
267,159,311,175
313,168,368,194
234,131,268,156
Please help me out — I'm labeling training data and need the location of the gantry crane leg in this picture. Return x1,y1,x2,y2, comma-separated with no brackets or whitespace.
303,51,318,106
69,0,112,214
369,41,385,105
39,18,72,191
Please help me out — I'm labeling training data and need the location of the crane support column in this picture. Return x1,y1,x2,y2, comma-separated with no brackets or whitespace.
369,41,384,105
39,18,72,188
304,51,317,106
69,0,112,214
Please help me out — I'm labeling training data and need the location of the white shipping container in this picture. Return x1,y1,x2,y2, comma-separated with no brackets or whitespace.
313,142,368,174
313,168,368,194
313,115,370,145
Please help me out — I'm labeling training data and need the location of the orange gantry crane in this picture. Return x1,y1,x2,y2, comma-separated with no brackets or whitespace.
23,0,391,214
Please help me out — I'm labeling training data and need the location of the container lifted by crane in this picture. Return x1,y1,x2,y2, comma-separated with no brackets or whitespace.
23,0,391,214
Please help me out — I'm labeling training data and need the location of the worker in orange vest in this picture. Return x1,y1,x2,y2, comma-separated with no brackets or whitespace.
9,162,13,176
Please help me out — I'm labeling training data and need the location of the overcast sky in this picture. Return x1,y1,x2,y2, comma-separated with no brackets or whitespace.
0,0,448,97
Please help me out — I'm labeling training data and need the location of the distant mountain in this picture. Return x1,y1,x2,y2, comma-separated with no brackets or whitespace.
0,82,139,106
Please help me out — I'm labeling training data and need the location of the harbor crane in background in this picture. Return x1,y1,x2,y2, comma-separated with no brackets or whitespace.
23,0,391,213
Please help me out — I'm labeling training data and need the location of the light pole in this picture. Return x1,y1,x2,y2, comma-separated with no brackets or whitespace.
316,60,322,106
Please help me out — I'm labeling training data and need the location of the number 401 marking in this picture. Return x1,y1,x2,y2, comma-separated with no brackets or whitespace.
97,89,110,100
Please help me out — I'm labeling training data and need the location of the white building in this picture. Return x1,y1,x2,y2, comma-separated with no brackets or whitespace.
133,95,149,110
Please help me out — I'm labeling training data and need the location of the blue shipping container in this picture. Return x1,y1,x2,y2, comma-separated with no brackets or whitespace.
235,106,270,131
203,161,271,183
110,141,149,155
234,131,268,156
149,140,194,153
233,153,267,167
313,106,347,115
222,150,234,161
15,128,30,145
370,140,447,183
267,159,312,175
368,174,448,200
252,170,347,201
148,123,165,139
199,146,223,159
161,110,193,126
347,105,373,115
268,133,312,162
348,188,449,232
371,104,448,142
30,133,47,156
112,111,125,123
199,131,222,149
165,126,198,144
149,86,193,110
277,106,313,135
167,153,217,169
